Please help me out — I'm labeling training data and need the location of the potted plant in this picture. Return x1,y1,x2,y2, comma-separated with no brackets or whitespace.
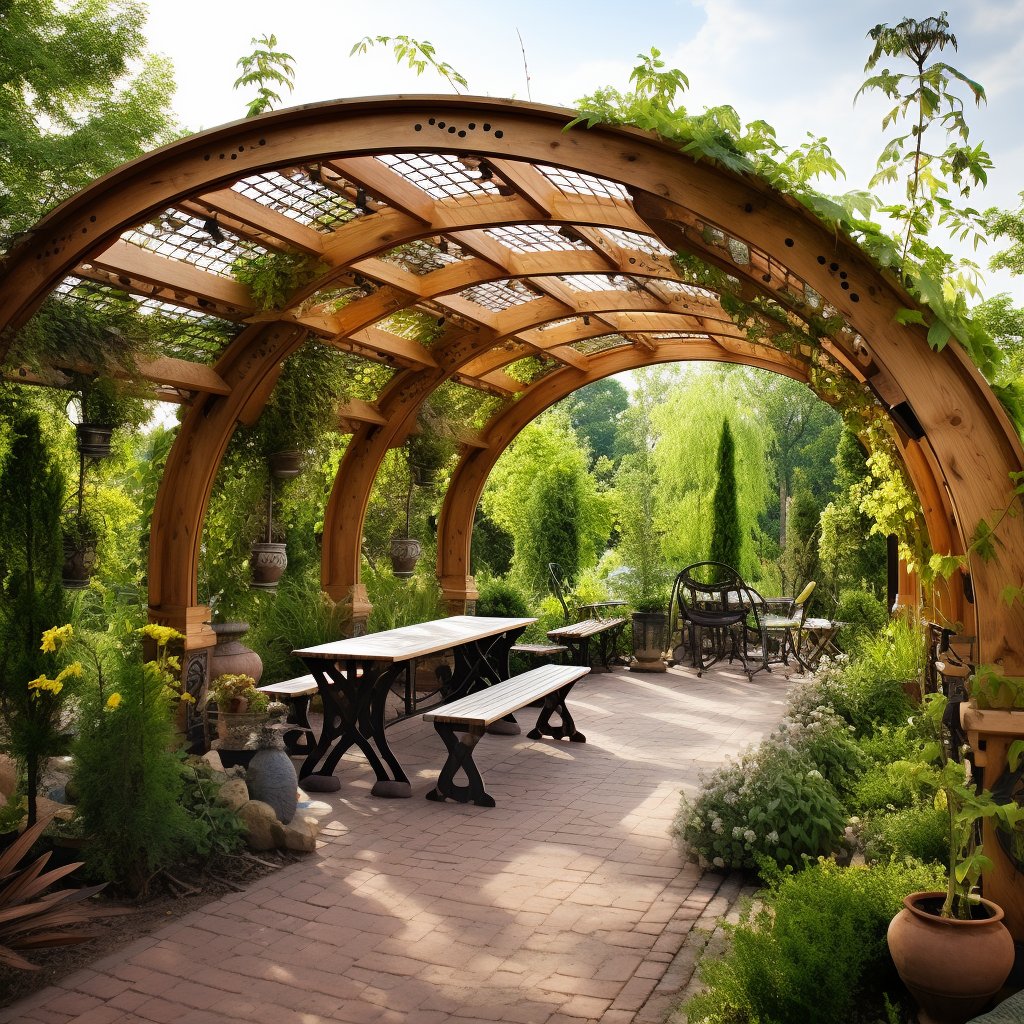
208,674,270,769
887,689,1020,1024
251,461,288,591
74,375,145,459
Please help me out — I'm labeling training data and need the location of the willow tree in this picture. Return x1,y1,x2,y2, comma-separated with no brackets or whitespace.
653,371,772,579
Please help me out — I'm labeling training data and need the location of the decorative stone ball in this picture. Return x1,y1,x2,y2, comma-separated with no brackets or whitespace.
247,748,298,824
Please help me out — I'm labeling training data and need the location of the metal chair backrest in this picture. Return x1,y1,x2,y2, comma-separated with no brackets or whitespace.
548,563,572,625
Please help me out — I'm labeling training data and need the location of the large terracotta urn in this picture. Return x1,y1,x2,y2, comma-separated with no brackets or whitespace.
209,622,263,685
887,891,1014,1024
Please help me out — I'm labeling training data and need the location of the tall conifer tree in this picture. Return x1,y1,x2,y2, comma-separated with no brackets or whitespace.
709,419,742,570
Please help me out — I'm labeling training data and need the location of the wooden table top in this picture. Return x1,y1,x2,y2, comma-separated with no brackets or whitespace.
293,615,536,663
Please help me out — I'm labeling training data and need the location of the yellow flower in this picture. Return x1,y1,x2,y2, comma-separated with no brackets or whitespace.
106,693,122,709
139,624,184,646
178,692,196,704
56,662,82,684
40,624,74,653
27,674,49,690
165,656,181,672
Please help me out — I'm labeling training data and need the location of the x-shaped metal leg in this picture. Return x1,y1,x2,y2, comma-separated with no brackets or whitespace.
426,723,495,807
527,682,586,743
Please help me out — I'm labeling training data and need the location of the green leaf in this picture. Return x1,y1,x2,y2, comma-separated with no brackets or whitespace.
894,308,927,327
927,320,953,351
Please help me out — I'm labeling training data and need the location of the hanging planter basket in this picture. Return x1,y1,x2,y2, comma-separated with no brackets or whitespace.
390,538,422,579
75,423,114,459
61,529,98,590
250,541,288,591
268,450,303,480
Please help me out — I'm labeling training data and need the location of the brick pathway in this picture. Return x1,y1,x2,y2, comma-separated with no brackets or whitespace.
2,663,789,1024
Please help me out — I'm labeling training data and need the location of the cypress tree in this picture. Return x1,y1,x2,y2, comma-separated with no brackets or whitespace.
709,419,742,570
0,412,68,824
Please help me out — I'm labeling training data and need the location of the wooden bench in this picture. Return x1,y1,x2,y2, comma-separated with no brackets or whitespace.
423,663,591,807
257,675,318,755
547,618,627,671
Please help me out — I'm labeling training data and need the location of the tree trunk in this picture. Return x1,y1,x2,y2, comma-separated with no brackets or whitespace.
779,478,788,550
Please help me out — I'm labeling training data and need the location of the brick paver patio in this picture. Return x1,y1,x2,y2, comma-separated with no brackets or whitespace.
2,662,789,1024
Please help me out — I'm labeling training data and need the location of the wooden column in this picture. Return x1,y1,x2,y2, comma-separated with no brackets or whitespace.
962,705,1024,941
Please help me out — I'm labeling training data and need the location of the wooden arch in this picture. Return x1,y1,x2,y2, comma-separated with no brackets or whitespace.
0,96,1020,669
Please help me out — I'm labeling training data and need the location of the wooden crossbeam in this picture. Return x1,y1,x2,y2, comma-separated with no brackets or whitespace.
184,189,325,255
327,157,436,225
338,398,388,432
87,240,255,315
487,159,557,216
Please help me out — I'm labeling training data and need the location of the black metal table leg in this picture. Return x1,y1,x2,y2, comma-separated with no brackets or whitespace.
426,723,494,807
527,680,585,743
299,659,412,798
281,693,314,755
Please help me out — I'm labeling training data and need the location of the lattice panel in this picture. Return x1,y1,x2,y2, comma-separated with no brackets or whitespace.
378,239,465,276
122,210,260,278
376,153,501,200
486,224,590,254
569,334,633,355
233,170,357,230
605,228,676,257
460,278,539,313
538,165,630,201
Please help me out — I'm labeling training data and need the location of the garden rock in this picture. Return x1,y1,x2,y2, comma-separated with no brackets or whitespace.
202,749,225,772
247,748,298,824
0,754,15,799
272,815,319,853
216,778,250,812
237,799,279,851
35,796,74,821
0,792,6,809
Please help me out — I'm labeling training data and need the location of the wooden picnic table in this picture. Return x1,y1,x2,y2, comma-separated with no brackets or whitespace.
293,615,534,798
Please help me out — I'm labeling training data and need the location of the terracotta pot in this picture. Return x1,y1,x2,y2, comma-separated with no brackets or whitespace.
390,538,422,580
887,891,1014,1024
630,611,668,673
250,541,288,590
75,423,113,459
209,622,263,686
268,450,303,479
61,531,97,590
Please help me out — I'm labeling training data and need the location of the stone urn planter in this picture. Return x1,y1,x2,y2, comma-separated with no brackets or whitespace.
250,541,288,590
75,423,114,459
213,712,268,769
630,611,669,673
390,537,422,580
209,622,263,685
887,891,1014,1024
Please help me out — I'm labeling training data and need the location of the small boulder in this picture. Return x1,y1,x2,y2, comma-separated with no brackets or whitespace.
237,799,278,851
202,749,225,773
216,778,249,811
0,792,7,809
273,815,318,853
35,796,74,821
0,755,16,799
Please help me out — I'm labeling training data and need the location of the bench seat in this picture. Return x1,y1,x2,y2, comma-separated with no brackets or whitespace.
547,616,627,670
423,663,590,806
257,675,319,754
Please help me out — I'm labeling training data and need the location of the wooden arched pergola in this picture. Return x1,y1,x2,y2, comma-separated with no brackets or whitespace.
1,94,1021,674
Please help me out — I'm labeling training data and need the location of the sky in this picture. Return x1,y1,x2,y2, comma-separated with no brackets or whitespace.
141,0,1024,306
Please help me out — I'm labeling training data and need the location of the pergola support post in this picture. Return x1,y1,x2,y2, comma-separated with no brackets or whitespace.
440,575,479,616
322,582,373,637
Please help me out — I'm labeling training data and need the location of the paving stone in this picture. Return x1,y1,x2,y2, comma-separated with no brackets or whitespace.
1,665,784,1024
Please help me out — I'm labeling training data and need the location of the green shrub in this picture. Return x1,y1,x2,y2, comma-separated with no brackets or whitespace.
365,563,445,633
73,637,206,894
852,757,938,815
475,575,529,618
857,724,919,765
176,755,248,857
672,707,858,870
862,805,949,864
685,858,945,1024
835,588,887,648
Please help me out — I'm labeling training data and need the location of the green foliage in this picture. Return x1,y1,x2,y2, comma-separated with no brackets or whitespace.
72,634,204,893
350,35,468,93
0,413,69,825
709,420,741,571
483,410,611,596
175,755,247,857
230,251,326,311
672,705,859,871
685,859,945,1024
985,192,1024,278
364,564,445,634
0,0,178,245
563,379,629,468
835,588,888,647
862,805,949,864
474,576,529,619
233,34,295,118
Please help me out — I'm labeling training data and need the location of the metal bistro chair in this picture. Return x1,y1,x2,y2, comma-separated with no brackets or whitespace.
547,562,626,669
673,562,770,681
759,581,817,667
